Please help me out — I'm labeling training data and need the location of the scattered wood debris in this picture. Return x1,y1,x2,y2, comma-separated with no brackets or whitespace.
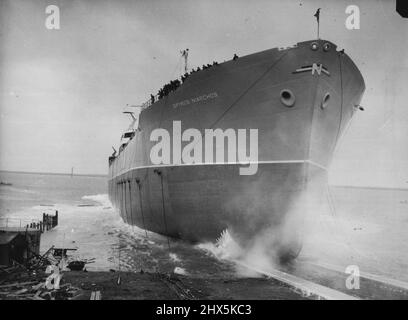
0,245,94,300
0,271,83,300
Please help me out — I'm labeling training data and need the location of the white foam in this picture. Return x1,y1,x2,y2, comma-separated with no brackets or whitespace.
174,267,188,275
197,229,243,261
197,229,277,278
82,194,112,207
169,252,181,262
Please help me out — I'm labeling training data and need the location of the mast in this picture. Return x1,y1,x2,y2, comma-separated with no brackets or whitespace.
181,48,189,73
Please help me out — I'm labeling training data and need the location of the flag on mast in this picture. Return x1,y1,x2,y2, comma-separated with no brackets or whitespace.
314,8,320,22
314,8,321,39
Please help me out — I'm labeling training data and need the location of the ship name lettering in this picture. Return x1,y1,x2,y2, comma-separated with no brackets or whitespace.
172,100,191,108
173,92,218,108
191,92,218,103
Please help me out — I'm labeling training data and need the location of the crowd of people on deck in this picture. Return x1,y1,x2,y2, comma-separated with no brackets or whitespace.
150,54,239,103
156,79,181,100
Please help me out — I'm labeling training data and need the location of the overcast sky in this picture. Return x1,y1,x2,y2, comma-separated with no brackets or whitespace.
0,0,407,188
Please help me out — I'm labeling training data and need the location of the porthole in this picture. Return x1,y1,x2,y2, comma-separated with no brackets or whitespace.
321,92,330,109
310,42,319,51
280,89,296,107
323,43,331,52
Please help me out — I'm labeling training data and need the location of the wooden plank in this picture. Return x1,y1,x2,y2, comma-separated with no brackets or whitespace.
0,281,38,289
27,296,45,300
90,290,101,300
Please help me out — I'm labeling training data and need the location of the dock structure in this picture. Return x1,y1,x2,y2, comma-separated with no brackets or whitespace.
41,211,58,232
0,228,42,267
0,210,58,234
0,210,59,267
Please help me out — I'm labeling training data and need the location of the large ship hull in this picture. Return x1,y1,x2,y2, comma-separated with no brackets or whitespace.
108,39,365,258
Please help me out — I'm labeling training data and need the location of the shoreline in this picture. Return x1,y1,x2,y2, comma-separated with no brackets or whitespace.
0,170,107,179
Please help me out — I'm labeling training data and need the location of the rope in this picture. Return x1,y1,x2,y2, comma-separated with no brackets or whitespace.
324,55,378,263
333,53,345,155
326,185,380,264
123,181,128,223
320,54,383,270
332,111,354,161
120,182,123,221
156,170,171,250
325,185,359,255
136,179,149,239
128,180,134,225
160,174,171,250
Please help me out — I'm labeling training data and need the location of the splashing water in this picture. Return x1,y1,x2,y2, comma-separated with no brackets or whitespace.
2,193,236,277
197,229,276,278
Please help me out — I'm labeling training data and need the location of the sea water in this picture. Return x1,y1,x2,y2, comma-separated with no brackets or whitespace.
0,171,235,277
1,171,407,282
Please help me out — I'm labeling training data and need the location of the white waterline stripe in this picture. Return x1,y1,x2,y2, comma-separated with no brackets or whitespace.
109,160,327,180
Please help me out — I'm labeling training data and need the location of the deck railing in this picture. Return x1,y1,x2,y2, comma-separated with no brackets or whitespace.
0,211,58,233
0,217,40,229
139,93,160,110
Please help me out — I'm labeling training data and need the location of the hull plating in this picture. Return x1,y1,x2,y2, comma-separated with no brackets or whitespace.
108,39,365,246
